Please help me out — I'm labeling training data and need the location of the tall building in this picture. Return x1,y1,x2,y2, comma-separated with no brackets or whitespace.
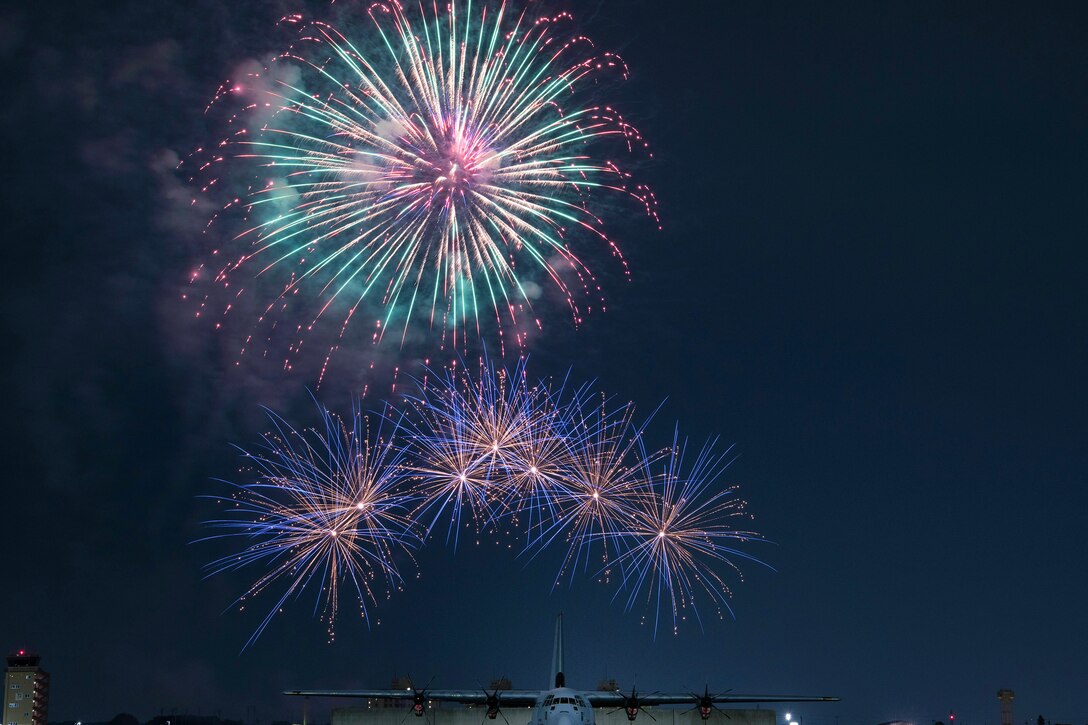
2,651,49,725
997,689,1015,725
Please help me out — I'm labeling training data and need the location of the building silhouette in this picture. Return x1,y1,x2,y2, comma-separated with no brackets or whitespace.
2,651,49,725
997,688,1014,725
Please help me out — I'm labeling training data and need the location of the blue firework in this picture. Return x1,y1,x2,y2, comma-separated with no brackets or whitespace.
202,401,420,647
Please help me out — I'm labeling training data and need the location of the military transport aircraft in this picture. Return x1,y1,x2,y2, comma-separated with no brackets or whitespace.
284,615,839,723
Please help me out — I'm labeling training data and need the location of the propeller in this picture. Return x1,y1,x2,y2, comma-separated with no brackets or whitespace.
609,687,657,722
483,687,507,718
399,676,436,723
480,684,511,725
688,686,732,721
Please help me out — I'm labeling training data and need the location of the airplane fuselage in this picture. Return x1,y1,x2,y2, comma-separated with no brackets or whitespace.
531,687,596,725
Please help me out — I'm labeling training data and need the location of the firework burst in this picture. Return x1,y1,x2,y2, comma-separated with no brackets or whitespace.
400,396,509,548
202,401,419,648
400,357,561,546
204,365,768,644
610,430,771,638
527,394,662,588
188,0,658,365
496,377,580,542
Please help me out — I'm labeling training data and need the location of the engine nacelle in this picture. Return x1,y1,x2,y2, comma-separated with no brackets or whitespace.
622,688,643,721
695,686,715,720
485,690,502,720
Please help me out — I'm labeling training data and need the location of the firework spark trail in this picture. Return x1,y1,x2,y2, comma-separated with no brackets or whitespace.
202,401,420,648
399,356,568,546
608,429,772,639
204,366,767,644
399,385,511,548
524,393,663,590
187,0,659,367
491,370,585,544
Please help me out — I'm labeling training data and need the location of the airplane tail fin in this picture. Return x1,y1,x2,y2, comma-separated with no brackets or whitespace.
550,613,565,688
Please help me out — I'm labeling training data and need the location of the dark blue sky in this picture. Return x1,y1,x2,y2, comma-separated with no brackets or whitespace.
1,1,1085,725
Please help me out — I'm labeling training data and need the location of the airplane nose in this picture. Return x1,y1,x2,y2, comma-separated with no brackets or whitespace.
555,715,574,725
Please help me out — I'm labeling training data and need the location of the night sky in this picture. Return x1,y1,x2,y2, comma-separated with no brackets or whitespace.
2,1,1086,725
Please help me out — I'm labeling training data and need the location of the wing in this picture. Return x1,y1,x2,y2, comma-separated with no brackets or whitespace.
283,689,543,706
584,692,840,706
